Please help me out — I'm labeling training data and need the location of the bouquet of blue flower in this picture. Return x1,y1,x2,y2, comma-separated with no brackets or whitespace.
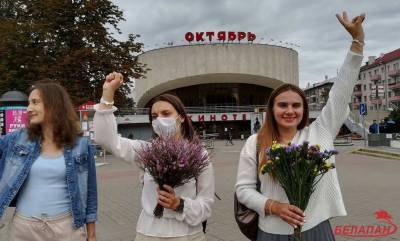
135,136,209,218
260,141,337,241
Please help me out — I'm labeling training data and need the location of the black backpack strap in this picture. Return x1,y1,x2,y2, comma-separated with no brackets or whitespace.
256,142,260,192
194,176,209,233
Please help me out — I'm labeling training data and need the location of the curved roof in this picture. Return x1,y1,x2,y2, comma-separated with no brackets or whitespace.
0,90,28,102
136,43,299,107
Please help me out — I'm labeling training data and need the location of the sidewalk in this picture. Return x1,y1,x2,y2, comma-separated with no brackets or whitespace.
1,140,399,241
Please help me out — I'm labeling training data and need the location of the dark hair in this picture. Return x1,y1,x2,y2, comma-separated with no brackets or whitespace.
148,93,195,141
27,81,81,148
257,83,309,168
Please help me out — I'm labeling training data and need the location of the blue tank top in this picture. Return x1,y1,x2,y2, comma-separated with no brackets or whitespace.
16,154,71,218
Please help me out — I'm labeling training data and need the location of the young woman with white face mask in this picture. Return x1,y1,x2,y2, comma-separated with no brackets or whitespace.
93,73,215,241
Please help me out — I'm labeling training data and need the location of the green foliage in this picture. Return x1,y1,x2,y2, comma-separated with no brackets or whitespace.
0,0,146,106
388,108,400,132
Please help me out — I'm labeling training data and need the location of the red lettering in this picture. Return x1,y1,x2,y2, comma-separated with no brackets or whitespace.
210,115,216,121
366,226,375,235
357,226,366,236
196,32,205,41
334,226,342,235
242,113,247,120
185,32,194,42
221,114,228,121
351,226,359,236
238,31,246,41
331,224,398,237
381,225,394,235
388,225,397,235
228,31,236,41
343,225,351,235
187,115,192,121
205,32,214,41
248,32,256,41
232,113,237,120
185,31,257,43
217,31,226,41
198,115,204,122
374,226,381,235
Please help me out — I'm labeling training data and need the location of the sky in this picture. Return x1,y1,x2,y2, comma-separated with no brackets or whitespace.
111,0,400,88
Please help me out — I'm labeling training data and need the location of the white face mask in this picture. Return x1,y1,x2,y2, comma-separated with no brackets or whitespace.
152,117,178,138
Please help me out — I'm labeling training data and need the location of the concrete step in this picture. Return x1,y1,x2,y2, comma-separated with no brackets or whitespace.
351,147,400,161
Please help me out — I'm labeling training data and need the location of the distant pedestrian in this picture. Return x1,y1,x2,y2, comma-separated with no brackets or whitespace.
253,117,261,134
369,120,379,133
225,128,234,145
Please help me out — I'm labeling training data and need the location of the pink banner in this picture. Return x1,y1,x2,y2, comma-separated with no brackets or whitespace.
5,109,28,134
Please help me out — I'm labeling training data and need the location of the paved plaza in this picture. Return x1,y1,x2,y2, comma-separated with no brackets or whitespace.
1,140,399,241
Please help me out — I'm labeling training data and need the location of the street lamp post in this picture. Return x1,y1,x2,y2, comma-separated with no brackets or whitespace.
374,80,380,134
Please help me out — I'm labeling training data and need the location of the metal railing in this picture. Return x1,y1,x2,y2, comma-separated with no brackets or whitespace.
116,105,268,115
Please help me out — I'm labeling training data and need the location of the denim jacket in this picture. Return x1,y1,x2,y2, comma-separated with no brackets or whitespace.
0,129,97,229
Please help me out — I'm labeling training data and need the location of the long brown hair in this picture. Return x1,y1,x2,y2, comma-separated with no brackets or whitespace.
27,81,81,148
148,93,195,141
257,83,309,167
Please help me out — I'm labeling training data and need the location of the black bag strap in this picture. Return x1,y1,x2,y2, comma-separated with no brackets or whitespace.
194,176,210,233
255,143,260,192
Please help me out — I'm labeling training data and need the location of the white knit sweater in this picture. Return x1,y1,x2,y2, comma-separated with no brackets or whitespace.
235,50,363,235
93,107,214,237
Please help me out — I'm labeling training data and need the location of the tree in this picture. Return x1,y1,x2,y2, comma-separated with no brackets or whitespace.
388,108,400,133
319,87,330,108
0,0,146,106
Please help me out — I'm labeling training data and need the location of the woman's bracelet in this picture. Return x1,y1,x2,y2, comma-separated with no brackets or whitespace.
352,39,365,46
268,200,275,215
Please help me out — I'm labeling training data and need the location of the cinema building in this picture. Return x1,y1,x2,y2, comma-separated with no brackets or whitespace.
116,32,299,140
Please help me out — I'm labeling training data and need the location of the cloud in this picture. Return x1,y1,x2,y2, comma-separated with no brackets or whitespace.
112,0,400,87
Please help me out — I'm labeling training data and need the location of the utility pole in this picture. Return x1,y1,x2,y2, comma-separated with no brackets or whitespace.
375,80,380,134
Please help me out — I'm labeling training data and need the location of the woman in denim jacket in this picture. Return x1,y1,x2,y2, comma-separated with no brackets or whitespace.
0,81,98,241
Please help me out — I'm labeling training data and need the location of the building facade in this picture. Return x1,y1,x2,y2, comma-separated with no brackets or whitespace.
305,48,400,125
118,43,299,139
303,76,334,111
351,48,400,123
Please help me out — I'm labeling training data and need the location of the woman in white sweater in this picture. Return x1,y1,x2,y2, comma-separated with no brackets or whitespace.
236,12,365,240
94,74,214,241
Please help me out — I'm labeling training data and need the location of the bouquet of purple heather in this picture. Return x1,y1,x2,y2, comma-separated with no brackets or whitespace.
260,141,338,241
135,136,209,218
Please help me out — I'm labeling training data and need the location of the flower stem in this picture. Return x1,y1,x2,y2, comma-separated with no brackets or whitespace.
154,184,166,218
153,204,164,218
293,227,302,241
